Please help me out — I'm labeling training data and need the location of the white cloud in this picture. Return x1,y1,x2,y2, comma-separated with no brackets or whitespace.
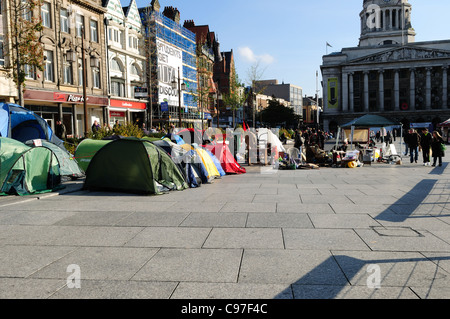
237,47,275,64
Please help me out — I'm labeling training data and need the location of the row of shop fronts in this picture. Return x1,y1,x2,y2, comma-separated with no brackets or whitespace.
22,89,146,138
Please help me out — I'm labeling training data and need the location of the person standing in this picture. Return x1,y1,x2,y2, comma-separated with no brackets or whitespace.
91,120,100,133
408,129,420,164
420,128,432,166
431,131,444,167
55,120,66,139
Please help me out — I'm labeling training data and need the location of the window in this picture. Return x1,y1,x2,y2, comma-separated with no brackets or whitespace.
90,20,98,43
76,14,84,37
108,28,122,46
24,64,36,79
129,36,138,50
110,58,122,72
60,8,69,33
78,58,84,86
41,2,51,28
44,50,54,82
92,67,100,88
22,0,32,22
63,55,73,84
111,80,125,97
130,63,140,75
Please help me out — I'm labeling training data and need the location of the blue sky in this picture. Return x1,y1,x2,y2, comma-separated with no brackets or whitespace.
129,0,450,96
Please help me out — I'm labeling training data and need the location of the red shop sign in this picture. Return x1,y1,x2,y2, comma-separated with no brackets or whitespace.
110,99,146,110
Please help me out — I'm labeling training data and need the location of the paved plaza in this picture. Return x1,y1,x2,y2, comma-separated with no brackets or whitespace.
0,141,450,300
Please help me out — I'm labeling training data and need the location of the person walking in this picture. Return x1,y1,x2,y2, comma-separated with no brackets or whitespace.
420,128,432,166
408,129,420,164
403,129,410,156
431,131,445,167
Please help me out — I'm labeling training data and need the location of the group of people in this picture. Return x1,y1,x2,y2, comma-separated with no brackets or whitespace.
292,128,329,150
403,127,445,167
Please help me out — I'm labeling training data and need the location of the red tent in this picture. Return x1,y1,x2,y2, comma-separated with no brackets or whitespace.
204,142,246,174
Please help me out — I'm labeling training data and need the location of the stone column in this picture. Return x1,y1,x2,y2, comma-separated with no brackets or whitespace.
378,69,384,111
426,67,432,110
342,72,348,112
349,72,354,112
364,71,369,112
442,65,448,109
394,69,400,111
322,76,328,113
410,68,416,111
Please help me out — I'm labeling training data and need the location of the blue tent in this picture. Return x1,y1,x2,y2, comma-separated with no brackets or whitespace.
0,103,64,150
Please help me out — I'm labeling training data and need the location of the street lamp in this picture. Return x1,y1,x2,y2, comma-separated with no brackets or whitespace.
171,67,186,128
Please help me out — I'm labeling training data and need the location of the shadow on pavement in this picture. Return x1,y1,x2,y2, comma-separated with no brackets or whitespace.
274,254,450,299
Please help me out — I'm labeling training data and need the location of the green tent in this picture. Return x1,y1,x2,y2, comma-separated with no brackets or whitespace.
26,139,84,178
0,137,61,196
84,138,188,195
74,139,112,172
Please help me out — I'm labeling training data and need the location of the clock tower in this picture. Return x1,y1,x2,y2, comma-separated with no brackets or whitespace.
359,0,416,47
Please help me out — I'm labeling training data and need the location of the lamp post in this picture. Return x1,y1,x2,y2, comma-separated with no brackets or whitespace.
171,67,186,128
81,26,88,136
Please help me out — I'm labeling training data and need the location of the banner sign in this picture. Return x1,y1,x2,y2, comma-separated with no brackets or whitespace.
327,78,339,109
157,39,183,108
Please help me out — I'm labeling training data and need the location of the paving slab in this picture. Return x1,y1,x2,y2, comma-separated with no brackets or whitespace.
308,213,381,228
124,227,212,248
31,247,159,280
171,283,293,299
283,228,370,251
333,251,450,288
50,280,178,299
246,213,313,228
0,278,66,299
203,228,284,249
180,212,248,228
132,248,242,283
238,249,348,285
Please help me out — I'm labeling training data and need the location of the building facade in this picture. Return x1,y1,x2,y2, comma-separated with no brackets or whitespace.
183,20,221,128
17,0,109,137
140,2,199,128
255,79,303,117
104,0,147,127
321,0,450,134
0,0,17,103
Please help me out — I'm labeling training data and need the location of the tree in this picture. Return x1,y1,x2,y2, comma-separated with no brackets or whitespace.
260,97,301,128
245,61,267,127
222,65,247,128
5,0,44,106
